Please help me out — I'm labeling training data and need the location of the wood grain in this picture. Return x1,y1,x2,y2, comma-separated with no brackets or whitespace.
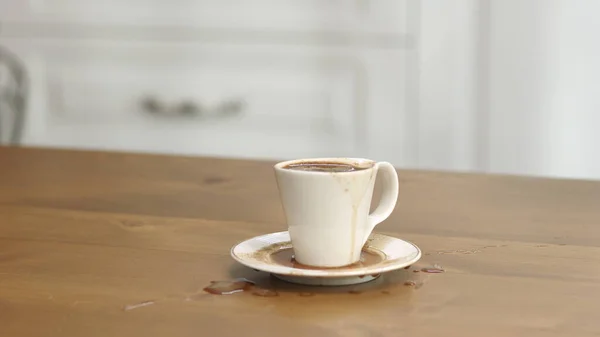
0,146,599,337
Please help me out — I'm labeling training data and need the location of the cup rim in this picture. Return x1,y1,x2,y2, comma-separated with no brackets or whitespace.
273,157,376,173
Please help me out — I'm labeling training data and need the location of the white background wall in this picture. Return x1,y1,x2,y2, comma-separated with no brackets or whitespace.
417,0,600,180
2,0,600,180
487,0,600,180
415,0,481,172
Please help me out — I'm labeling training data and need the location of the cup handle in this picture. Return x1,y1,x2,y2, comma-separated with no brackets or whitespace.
365,162,399,243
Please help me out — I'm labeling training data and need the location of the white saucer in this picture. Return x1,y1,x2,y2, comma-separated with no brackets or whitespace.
230,231,421,286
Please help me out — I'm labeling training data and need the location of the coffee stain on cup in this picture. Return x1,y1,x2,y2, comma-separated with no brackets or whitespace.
350,204,358,261
344,166,377,264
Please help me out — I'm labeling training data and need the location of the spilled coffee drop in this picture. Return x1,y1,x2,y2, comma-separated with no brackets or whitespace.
404,280,424,289
252,288,279,297
203,278,255,295
421,264,445,273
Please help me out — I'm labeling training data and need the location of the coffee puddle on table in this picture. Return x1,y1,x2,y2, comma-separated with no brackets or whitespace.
203,278,256,295
202,278,281,297
420,264,445,273
251,288,280,297
202,263,445,297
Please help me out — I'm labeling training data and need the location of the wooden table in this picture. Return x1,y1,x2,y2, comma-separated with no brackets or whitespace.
1,147,599,337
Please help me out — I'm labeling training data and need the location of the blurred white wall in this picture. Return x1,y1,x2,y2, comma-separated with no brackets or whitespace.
488,0,600,179
418,0,600,180
1,0,599,180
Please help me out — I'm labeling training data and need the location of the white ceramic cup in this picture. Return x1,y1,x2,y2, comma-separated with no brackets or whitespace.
274,157,399,268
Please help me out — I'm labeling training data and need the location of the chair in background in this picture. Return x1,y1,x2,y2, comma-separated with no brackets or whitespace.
0,46,27,145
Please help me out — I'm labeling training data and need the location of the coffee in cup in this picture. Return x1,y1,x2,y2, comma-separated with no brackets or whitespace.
274,158,399,268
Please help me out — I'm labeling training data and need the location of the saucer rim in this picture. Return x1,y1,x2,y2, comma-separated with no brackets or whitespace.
230,231,422,278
